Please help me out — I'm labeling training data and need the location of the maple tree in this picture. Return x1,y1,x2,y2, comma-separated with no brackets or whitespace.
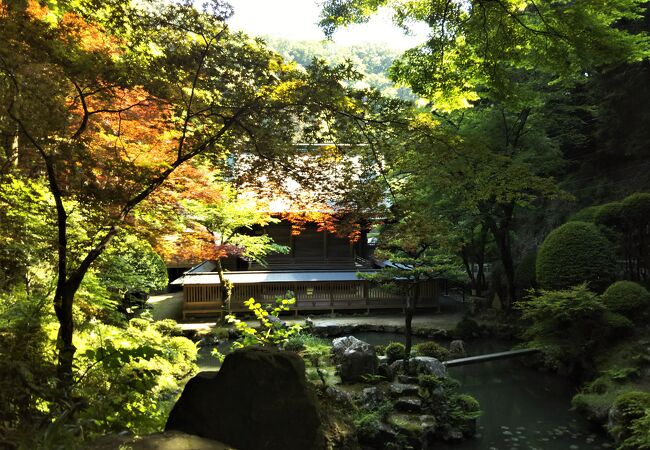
0,0,361,383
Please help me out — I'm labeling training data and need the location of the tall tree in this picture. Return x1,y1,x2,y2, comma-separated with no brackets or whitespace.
320,0,650,306
0,0,360,382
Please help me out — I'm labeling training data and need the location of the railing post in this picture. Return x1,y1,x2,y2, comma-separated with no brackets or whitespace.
363,281,369,313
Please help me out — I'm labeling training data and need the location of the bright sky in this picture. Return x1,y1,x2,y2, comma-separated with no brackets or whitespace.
226,0,428,49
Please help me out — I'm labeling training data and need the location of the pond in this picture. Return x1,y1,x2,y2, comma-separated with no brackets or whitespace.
195,332,612,449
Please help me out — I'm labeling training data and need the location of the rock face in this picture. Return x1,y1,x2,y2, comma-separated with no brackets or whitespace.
390,356,447,378
331,336,378,382
449,340,466,358
166,347,324,450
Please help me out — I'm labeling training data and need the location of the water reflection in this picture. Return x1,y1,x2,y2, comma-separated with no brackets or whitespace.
440,355,611,449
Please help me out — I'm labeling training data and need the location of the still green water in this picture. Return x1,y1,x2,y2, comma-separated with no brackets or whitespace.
197,332,613,449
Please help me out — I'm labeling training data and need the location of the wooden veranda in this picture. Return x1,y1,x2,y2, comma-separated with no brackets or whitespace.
176,270,441,320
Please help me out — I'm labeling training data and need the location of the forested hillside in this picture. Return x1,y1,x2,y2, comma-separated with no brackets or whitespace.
264,37,415,99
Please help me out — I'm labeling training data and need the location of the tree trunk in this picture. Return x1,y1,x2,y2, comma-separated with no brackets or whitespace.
494,230,516,308
485,206,516,308
54,281,81,385
460,249,478,294
215,258,233,314
403,281,419,373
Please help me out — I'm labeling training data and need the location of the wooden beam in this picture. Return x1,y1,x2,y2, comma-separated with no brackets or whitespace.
444,348,540,367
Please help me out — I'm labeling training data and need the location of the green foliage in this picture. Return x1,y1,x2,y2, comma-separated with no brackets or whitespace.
0,291,198,446
0,291,57,447
374,344,386,356
454,318,482,340
622,413,650,450
595,202,625,231
414,341,450,361
602,281,650,318
226,295,302,349
610,391,650,449
265,38,413,99
417,374,442,391
621,193,650,226
0,175,55,294
321,0,650,110
353,401,393,442
536,221,617,291
74,318,198,436
152,319,183,337
451,394,482,421
518,285,623,375
283,333,329,353
96,233,168,295
384,342,406,363
182,185,289,267
569,206,602,223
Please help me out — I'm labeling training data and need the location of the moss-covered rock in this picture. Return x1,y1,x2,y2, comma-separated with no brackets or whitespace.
414,341,450,361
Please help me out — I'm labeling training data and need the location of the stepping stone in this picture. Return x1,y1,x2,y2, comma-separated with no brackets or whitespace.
394,397,422,413
389,383,419,397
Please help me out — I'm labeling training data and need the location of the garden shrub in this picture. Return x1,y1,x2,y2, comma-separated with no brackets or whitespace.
75,318,199,436
602,280,650,318
283,332,329,353
153,318,183,336
569,205,601,223
602,310,634,331
517,284,620,376
374,344,386,356
594,201,625,230
621,192,650,226
385,342,406,363
609,390,650,448
226,296,302,349
414,341,450,361
353,401,393,443
454,317,482,339
620,410,650,450
536,221,617,291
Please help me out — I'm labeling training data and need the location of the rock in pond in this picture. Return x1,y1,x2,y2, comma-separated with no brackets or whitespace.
390,356,447,378
331,336,378,382
449,340,466,358
166,347,324,450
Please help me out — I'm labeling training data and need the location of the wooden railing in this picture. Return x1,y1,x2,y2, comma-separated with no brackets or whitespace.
182,280,441,319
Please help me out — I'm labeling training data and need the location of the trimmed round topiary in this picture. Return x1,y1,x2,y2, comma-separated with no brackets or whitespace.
621,193,650,226
414,341,450,361
536,221,617,291
601,281,650,318
384,342,406,363
594,202,624,230
569,205,601,223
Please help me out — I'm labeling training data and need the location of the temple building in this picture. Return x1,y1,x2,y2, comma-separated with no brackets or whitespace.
171,218,442,319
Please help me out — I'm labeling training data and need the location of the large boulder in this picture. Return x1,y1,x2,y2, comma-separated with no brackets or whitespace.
390,357,447,378
166,347,325,450
331,336,378,382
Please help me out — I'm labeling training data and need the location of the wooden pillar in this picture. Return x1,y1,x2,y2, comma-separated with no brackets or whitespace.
363,281,370,313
